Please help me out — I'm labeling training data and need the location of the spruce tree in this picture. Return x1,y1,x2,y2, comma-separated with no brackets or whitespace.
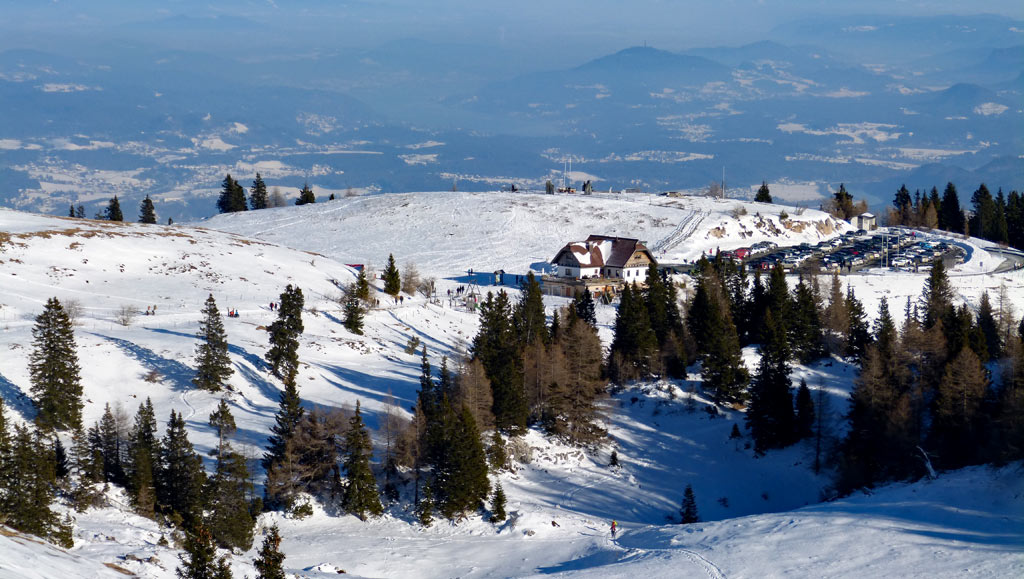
608,283,658,382
790,276,824,363
176,526,233,579
194,294,233,392
206,449,254,551
383,254,401,297
343,291,364,335
754,181,772,203
127,398,158,516
921,259,953,330
208,400,236,459
489,481,507,523
262,381,304,464
472,291,527,431
514,272,548,347
266,285,304,385
929,347,988,469
341,402,383,520
157,410,207,530
845,289,871,361
976,292,1001,361
139,195,157,224
70,423,102,510
417,482,435,526
680,484,700,523
354,269,371,302
4,424,74,547
436,406,489,519
295,183,316,205
747,309,795,453
249,173,269,210
940,182,964,233
29,297,83,431
572,288,597,326
96,404,126,485
254,525,286,579
217,174,239,214
107,195,124,222
688,264,748,404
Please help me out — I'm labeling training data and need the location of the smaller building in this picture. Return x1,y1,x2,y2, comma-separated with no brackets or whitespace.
545,235,655,298
851,213,876,231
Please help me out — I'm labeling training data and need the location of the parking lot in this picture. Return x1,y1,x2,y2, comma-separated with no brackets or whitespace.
738,228,965,274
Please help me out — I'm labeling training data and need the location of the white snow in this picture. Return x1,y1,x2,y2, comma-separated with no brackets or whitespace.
0,196,1021,578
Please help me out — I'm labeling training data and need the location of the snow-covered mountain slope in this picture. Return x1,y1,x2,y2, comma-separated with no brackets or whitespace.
1,204,1022,578
198,191,850,277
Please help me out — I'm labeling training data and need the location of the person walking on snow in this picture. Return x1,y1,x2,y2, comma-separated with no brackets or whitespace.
610,521,617,538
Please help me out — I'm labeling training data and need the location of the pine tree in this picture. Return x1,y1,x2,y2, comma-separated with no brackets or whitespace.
208,400,236,459
262,381,304,472
929,347,988,469
417,482,435,526
572,288,597,326
96,403,126,485
249,173,269,210
680,484,700,523
790,276,824,363
747,309,795,453
157,410,207,530
216,174,247,214
383,254,401,297
354,269,371,302
29,297,83,431
139,195,157,224
194,295,233,392
472,291,527,432
266,285,304,385
970,183,997,241
176,525,233,579
3,423,74,547
688,263,748,404
920,260,953,330
253,525,286,579
107,195,124,222
514,272,548,347
343,291,364,335
127,398,158,516
794,379,815,440
206,449,254,551
341,402,383,520
754,181,772,203
489,481,507,523
608,283,658,382
70,423,102,510
893,184,912,225
1006,190,1023,250
940,182,964,233
436,406,489,519
977,291,1002,361
295,182,316,206
874,297,898,362
822,273,848,355
845,289,871,361
548,312,607,443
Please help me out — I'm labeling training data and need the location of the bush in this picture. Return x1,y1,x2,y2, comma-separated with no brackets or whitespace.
114,304,140,326
779,210,789,221
404,336,421,355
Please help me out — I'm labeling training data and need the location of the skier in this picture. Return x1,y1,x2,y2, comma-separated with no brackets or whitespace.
610,520,617,538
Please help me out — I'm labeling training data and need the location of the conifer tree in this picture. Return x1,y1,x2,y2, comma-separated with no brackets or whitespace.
489,481,507,523
70,423,102,510
754,181,772,203
217,174,242,214
976,292,1001,361
107,195,124,222
794,379,815,440
354,269,371,302
262,381,304,472
53,434,69,480
929,347,988,469
29,297,83,431
139,195,157,224
417,482,435,526
254,525,286,579
572,288,597,326
969,183,997,241
249,173,269,210
295,182,316,205
747,309,795,453
940,182,964,233
790,276,824,363
96,403,126,486
514,272,548,347
157,410,207,530
680,484,700,523
688,263,748,404
127,398,158,516
208,400,236,459
548,312,607,443
206,449,254,551
194,294,233,392
3,423,73,547
341,402,383,520
176,525,233,579
383,254,401,297
472,291,527,431
874,297,898,362
266,285,304,386
343,291,364,335
436,406,489,519
822,273,848,355
845,289,871,361
608,283,658,382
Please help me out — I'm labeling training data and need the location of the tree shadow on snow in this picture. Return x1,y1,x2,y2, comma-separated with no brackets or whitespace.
94,333,195,392
0,371,38,422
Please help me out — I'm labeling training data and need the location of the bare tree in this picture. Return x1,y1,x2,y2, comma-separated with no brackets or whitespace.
402,262,421,295
114,304,140,326
63,298,84,326
268,187,287,208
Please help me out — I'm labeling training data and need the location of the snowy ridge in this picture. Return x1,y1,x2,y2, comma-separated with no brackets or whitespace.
0,203,1022,578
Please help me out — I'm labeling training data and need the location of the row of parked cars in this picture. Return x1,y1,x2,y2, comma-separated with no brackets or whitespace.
727,229,961,273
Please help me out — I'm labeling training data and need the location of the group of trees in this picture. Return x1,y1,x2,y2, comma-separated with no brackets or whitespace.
70,194,165,225
838,261,1024,491
889,182,1023,250
217,173,319,214
825,184,868,221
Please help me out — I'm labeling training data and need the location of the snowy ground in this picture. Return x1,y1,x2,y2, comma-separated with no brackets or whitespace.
1,198,1022,578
